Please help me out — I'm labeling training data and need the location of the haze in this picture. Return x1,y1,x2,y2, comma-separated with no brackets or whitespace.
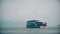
1,0,60,28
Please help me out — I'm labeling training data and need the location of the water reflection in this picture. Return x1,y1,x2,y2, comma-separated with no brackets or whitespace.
1,27,60,34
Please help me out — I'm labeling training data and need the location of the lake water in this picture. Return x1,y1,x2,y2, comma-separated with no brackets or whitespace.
1,27,60,34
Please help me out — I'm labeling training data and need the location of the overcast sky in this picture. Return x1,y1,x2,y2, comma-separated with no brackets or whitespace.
1,0,60,27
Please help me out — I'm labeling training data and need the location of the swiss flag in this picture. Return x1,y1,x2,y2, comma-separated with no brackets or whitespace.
44,22,47,26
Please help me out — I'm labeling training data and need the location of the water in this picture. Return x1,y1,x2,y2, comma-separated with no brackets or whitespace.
1,27,60,34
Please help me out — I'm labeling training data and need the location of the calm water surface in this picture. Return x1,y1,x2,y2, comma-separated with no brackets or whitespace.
1,27,60,34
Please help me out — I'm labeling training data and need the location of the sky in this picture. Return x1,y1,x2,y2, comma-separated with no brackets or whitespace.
1,0,60,28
